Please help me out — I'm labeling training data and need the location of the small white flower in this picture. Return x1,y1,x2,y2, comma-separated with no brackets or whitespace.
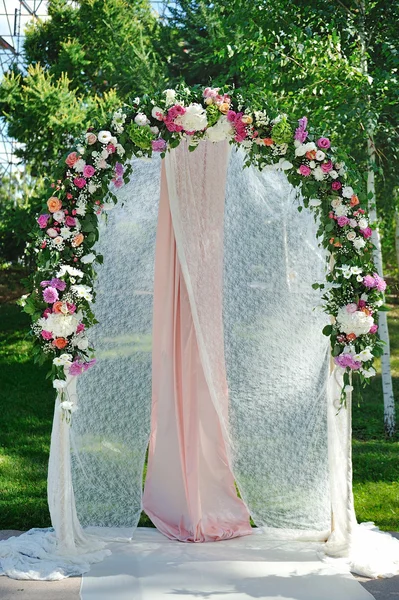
313,167,325,181
53,211,65,222
57,265,84,278
101,148,109,159
358,218,368,229
60,400,78,412
357,274,363,282
76,145,85,155
347,231,356,241
60,227,73,239
361,293,368,301
88,183,97,194
75,204,87,216
98,130,113,144
71,284,93,302
309,198,322,207
150,126,159,135
342,186,354,198
329,170,339,179
309,160,316,169
80,253,96,264
361,367,376,378
53,379,67,390
344,384,354,393
354,237,366,250
53,353,73,367
351,266,363,275
134,112,150,127
315,150,325,161
164,89,176,106
116,144,125,156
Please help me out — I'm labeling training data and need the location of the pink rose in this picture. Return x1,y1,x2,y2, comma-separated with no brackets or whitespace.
337,216,349,227
331,181,342,191
65,216,76,227
83,165,96,178
86,132,97,145
37,214,50,229
65,152,79,168
46,227,59,238
73,177,87,189
360,227,372,238
42,308,52,318
321,160,333,173
227,110,237,122
317,137,331,149
106,143,116,154
41,330,53,340
358,300,366,308
76,322,85,334
299,164,312,176
369,324,378,334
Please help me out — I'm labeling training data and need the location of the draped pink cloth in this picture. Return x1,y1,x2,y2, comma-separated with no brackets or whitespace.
143,142,251,542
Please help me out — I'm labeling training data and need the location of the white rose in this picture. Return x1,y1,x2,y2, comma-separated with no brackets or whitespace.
53,379,67,390
98,130,112,144
342,186,354,198
313,167,325,181
176,103,208,132
53,211,65,222
331,198,342,208
336,306,374,337
309,198,322,207
347,231,356,241
80,253,96,264
361,293,368,301
315,150,325,161
349,219,357,228
358,218,368,229
151,106,164,120
150,126,159,135
75,336,89,350
205,115,234,142
354,237,366,250
164,88,176,106
334,204,349,217
329,170,339,179
134,112,150,127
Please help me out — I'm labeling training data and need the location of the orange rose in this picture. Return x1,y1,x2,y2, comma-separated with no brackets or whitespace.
334,241,342,247
219,102,230,115
350,194,360,207
53,337,68,349
263,138,274,146
361,307,371,316
52,301,64,314
329,237,335,245
47,196,62,213
347,333,357,341
72,232,84,247
241,114,253,125
306,150,317,160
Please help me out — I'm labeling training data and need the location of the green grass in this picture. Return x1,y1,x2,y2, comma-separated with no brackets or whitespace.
0,302,398,531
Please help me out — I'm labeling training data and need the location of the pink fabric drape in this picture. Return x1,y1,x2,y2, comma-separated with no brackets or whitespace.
143,143,251,542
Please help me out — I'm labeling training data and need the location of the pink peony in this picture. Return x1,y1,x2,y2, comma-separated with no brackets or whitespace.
363,275,376,288
113,177,124,189
37,214,50,229
152,139,167,152
83,165,96,178
321,160,333,173
73,177,87,189
43,286,59,304
41,330,53,340
65,216,76,227
299,164,312,176
369,324,378,334
317,137,331,149
65,152,79,168
346,303,358,313
373,273,387,292
360,227,373,239
337,216,350,227
115,162,124,177
331,181,342,191
334,353,362,370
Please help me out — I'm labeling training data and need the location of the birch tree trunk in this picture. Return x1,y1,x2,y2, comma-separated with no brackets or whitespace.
359,0,395,435
395,210,399,270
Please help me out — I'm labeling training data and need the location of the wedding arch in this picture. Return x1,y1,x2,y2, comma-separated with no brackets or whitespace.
10,83,399,580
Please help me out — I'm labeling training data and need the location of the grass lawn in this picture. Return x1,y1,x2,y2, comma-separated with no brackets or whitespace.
0,300,398,532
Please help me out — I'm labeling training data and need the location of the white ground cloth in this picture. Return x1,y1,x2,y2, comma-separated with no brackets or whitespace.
80,528,374,600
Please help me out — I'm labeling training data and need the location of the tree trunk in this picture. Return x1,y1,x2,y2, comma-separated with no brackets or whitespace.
359,0,395,435
395,210,399,271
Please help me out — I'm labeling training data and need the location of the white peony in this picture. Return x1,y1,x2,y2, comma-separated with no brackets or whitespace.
80,253,96,264
342,186,354,198
164,88,176,106
134,113,150,127
336,306,374,337
53,379,67,390
313,167,325,181
39,311,81,338
315,150,325,161
358,218,368,229
151,106,164,120
205,115,234,142
354,237,366,250
53,211,65,222
98,130,112,144
176,103,208,132
334,204,349,217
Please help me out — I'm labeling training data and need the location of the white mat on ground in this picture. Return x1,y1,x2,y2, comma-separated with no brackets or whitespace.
81,528,374,600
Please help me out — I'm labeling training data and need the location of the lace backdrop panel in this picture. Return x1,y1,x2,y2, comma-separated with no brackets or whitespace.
224,150,331,533
71,157,161,530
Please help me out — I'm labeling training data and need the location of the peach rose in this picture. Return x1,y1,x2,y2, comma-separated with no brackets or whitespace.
306,150,317,160
47,196,62,213
219,102,230,115
53,337,68,349
263,138,274,146
350,194,360,207
65,152,79,168
52,301,64,314
85,132,97,145
72,232,84,247
241,114,253,125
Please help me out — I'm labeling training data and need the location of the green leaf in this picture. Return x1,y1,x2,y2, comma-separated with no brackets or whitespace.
322,324,333,336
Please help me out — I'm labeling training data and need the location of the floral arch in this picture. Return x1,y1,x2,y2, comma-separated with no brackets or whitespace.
23,83,386,414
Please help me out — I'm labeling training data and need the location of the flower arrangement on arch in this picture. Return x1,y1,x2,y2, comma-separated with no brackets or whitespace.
21,83,386,414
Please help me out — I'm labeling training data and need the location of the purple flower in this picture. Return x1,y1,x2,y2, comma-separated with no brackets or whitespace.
363,275,376,288
152,139,167,152
294,116,308,143
40,280,51,287
37,214,50,229
334,353,362,370
43,286,59,304
337,216,350,227
65,216,76,227
113,177,124,189
373,273,387,292
69,361,85,376
317,137,331,149
114,162,124,177
50,278,66,291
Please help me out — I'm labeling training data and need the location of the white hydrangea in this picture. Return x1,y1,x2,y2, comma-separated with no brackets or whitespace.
336,306,374,337
164,88,176,107
39,311,82,338
176,103,208,132
205,116,234,142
